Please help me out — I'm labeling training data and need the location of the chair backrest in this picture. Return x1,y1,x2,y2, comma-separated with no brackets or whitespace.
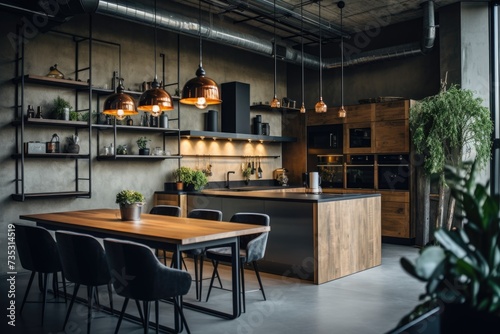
188,209,223,221
103,238,191,301
230,213,270,262
55,230,111,286
149,205,181,217
14,223,62,273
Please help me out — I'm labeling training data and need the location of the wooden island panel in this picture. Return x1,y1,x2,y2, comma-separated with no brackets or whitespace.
315,196,381,284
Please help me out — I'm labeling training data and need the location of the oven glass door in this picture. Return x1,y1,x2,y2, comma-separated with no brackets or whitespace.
346,165,374,188
318,165,344,188
378,164,410,190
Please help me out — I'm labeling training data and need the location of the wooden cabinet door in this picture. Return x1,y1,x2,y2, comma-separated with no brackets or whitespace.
374,119,409,153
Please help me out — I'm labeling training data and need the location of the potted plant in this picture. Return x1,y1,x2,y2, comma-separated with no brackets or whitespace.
243,167,252,185
173,166,208,191
398,161,500,333
65,134,80,154
50,96,72,120
410,83,493,242
136,136,151,155
115,189,145,221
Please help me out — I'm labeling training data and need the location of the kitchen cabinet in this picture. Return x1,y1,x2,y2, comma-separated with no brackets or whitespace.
300,99,415,241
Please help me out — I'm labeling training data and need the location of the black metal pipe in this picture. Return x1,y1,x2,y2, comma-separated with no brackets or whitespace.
491,2,499,196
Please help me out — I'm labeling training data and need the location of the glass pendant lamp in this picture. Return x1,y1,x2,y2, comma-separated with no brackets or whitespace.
315,1,327,113
137,0,174,116
270,0,280,108
299,0,306,113
180,0,221,109
338,1,347,118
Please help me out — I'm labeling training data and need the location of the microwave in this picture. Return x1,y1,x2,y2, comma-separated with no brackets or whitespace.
307,124,343,150
349,127,371,148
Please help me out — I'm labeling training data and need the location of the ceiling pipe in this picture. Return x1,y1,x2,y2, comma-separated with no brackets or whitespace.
12,0,435,70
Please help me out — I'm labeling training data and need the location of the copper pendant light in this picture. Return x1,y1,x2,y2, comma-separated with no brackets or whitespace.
299,0,306,113
270,0,280,109
180,0,221,109
315,0,327,113
137,0,174,116
103,79,137,120
338,1,347,118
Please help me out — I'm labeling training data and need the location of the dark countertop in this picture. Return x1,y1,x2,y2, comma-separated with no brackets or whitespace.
171,188,380,203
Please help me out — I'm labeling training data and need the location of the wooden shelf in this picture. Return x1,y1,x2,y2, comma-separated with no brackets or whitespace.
13,74,89,89
11,191,91,201
92,124,180,133
96,154,182,161
250,104,301,112
12,153,90,159
13,118,89,128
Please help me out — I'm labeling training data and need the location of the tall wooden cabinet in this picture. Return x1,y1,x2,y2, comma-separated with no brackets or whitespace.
290,99,415,241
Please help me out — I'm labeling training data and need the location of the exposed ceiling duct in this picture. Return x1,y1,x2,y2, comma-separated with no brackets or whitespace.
4,0,436,70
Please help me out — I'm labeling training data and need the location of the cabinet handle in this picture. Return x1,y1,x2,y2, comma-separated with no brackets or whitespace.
329,133,333,147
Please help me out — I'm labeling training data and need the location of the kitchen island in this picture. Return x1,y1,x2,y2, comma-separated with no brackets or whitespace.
164,188,381,284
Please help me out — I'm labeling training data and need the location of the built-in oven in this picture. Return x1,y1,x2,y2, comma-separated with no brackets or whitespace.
317,155,344,188
349,127,371,148
377,154,410,190
346,155,374,189
307,124,343,150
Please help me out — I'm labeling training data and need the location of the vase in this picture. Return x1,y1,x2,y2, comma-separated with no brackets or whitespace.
67,144,80,154
176,182,184,191
119,203,142,221
139,148,150,155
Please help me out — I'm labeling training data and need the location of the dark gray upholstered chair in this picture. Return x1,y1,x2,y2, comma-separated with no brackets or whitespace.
55,230,114,334
103,238,192,334
14,223,67,325
205,212,270,313
149,205,182,266
186,209,223,301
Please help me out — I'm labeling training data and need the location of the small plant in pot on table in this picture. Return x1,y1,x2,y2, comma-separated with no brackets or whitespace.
116,189,145,221
136,136,151,155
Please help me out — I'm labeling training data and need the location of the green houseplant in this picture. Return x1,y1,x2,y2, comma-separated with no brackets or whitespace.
399,161,500,332
115,189,145,221
173,166,208,191
50,96,72,120
410,83,493,238
136,136,151,155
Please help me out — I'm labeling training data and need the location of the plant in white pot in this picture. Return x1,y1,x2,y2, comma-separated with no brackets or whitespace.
115,189,145,221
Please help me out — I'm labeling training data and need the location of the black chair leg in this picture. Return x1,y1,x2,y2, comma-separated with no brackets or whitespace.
205,260,220,302
240,259,246,313
143,301,150,334
61,272,67,302
87,286,94,334
41,273,49,325
155,300,159,334
63,283,80,330
193,255,200,301
252,261,266,300
198,254,204,301
173,299,191,334
20,271,35,313
114,297,129,334
135,299,144,324
107,283,114,314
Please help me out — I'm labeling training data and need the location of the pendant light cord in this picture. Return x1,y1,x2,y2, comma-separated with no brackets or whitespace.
301,0,304,105
318,1,322,98
154,0,157,81
340,5,343,107
273,0,277,97
199,0,203,68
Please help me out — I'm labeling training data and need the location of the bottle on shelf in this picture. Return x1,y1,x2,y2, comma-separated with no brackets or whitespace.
109,143,114,155
27,105,35,118
126,116,133,126
35,106,43,118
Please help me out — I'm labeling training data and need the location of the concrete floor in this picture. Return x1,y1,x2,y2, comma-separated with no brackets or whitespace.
1,243,424,334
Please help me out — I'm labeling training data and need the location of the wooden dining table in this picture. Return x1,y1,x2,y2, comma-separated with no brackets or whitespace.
19,208,270,331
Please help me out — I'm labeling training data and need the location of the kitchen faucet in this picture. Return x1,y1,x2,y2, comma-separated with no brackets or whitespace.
226,171,235,188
